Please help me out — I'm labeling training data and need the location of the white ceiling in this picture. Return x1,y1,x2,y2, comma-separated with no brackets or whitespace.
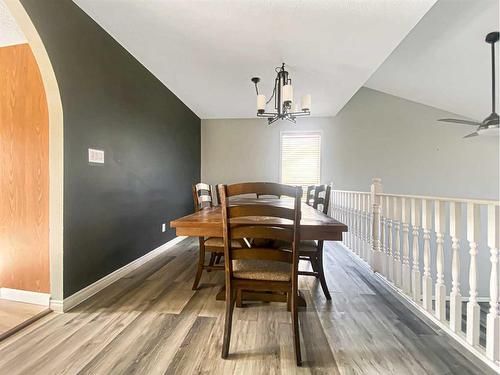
0,0,26,48
73,0,435,119
366,0,500,122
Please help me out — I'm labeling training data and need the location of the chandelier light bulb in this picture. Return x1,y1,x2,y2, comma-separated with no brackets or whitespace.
301,94,311,111
257,94,266,114
283,84,293,105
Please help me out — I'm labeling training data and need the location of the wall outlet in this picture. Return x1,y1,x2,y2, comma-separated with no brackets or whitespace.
161,223,166,232
88,148,104,164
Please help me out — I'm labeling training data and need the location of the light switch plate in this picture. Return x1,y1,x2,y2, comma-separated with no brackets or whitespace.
88,148,104,164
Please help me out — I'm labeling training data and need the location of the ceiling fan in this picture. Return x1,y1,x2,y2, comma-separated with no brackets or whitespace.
438,31,499,138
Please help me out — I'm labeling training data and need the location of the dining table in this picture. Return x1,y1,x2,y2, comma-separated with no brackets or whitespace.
170,197,348,305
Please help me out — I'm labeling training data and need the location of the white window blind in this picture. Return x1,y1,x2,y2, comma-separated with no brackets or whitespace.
280,132,321,198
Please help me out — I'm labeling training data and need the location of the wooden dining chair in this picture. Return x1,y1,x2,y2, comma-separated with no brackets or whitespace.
191,183,244,290
305,185,316,206
218,182,303,366
299,184,332,300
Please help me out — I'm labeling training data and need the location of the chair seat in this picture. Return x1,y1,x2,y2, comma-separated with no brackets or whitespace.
233,259,291,282
204,237,243,248
299,240,318,253
275,240,318,253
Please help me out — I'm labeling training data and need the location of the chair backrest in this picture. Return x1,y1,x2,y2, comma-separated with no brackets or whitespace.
306,185,315,206
256,193,281,199
218,182,302,275
192,183,213,212
313,184,332,214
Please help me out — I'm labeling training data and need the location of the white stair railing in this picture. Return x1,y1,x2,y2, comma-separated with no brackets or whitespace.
332,178,500,371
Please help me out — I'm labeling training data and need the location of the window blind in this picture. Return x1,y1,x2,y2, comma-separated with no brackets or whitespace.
280,132,321,198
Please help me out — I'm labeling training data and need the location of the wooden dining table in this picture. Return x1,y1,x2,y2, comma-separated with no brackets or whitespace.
170,197,348,305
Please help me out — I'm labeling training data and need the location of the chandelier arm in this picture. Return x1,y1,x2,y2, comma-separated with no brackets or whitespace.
257,112,279,117
268,116,280,125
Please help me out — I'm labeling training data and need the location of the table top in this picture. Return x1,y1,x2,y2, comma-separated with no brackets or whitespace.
170,198,348,241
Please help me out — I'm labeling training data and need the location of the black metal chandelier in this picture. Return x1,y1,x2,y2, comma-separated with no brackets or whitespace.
251,63,311,125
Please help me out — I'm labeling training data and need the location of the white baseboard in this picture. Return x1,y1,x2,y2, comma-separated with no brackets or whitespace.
0,288,50,307
61,236,186,312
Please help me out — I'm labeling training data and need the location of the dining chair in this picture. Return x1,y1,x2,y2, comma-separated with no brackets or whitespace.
299,184,332,300
218,182,303,366
305,185,315,206
191,183,244,290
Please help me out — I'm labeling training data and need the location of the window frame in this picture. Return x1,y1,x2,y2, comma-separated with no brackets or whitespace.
279,130,323,190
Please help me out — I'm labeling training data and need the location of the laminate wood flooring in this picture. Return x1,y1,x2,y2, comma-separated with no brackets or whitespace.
0,238,494,374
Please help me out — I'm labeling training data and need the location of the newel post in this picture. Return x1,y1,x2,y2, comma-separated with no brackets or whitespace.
370,178,383,272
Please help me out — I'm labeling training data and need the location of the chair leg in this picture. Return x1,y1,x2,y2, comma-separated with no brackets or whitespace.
192,241,206,290
207,252,216,272
309,255,319,275
291,290,302,366
287,292,292,312
317,250,331,300
236,289,243,308
222,287,235,359
215,254,223,264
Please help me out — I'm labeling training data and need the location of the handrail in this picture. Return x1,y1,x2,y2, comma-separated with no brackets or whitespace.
379,192,499,206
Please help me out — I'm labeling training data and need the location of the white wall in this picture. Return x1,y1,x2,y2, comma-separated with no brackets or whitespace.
202,87,499,200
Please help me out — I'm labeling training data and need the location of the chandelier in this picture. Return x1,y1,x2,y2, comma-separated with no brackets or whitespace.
251,63,311,125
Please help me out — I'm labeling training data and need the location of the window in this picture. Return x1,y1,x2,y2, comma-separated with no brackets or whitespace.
280,132,321,198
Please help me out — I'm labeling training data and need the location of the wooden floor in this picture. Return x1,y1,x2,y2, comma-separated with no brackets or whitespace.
0,299,49,341
0,238,494,375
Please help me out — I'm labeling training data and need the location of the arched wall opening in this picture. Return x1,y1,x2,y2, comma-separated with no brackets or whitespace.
4,0,64,308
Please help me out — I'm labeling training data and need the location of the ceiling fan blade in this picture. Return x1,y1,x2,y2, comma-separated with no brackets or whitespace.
438,118,482,126
463,132,479,139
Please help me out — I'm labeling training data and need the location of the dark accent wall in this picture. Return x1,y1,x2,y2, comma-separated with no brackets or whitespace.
20,0,201,297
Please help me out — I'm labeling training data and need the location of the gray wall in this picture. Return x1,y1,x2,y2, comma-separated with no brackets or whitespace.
21,0,201,298
202,87,498,200
202,87,499,297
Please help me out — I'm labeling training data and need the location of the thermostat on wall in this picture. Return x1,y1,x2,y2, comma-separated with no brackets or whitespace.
88,148,104,164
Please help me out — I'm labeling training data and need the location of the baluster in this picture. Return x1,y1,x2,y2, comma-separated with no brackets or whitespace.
352,193,356,252
363,194,369,263
356,193,362,258
349,193,357,254
358,193,366,262
466,203,480,346
422,199,433,312
486,205,499,361
401,197,411,294
380,196,387,277
348,192,353,249
339,191,347,246
411,198,421,303
393,197,402,287
449,202,462,333
335,191,339,220
366,194,372,267
380,196,389,279
386,197,394,283
346,193,351,248
434,200,446,321
352,193,360,256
